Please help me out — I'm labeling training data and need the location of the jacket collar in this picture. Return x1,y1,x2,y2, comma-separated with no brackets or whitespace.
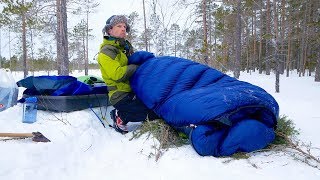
102,36,126,49
101,36,134,57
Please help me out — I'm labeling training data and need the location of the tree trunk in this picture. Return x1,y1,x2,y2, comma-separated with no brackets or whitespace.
274,0,280,93
22,8,28,78
299,2,307,77
258,7,263,74
286,19,291,77
143,0,148,51
316,51,320,82
61,0,69,75
202,0,208,65
265,0,271,75
30,29,35,76
234,0,241,79
253,8,257,72
85,9,89,75
280,0,286,74
8,28,11,69
56,0,62,75
246,16,250,73
313,0,320,82
83,31,86,73
306,2,313,76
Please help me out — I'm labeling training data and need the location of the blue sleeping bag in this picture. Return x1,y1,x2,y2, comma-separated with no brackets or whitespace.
129,51,279,157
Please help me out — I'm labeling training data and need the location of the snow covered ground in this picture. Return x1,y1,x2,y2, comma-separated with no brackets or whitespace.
0,69,319,180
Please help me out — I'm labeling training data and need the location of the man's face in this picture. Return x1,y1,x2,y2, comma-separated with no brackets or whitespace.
108,22,127,38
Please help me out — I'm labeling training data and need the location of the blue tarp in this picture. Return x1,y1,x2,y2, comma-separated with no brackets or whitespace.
17,75,108,96
129,51,279,156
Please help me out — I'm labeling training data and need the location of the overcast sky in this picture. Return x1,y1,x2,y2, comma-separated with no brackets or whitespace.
0,0,143,61
87,0,144,61
89,0,195,59
0,0,193,62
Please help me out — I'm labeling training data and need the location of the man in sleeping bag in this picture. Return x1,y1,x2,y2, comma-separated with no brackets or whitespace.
97,15,159,134
128,51,279,157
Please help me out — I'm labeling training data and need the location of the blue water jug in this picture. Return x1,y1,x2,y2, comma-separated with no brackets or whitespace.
22,97,38,123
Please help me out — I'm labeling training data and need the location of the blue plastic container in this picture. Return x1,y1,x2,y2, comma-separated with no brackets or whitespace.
22,97,38,123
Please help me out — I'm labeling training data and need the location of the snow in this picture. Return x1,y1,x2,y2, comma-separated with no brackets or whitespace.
0,70,320,180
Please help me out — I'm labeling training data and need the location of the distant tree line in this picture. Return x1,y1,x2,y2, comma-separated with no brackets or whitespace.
0,55,98,73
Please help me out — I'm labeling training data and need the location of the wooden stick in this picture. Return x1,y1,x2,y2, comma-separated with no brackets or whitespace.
0,132,50,142
0,133,33,137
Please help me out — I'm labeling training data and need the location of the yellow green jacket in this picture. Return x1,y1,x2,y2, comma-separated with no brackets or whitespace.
97,37,137,105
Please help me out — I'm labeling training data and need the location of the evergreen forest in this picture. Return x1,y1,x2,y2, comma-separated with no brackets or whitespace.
0,0,319,85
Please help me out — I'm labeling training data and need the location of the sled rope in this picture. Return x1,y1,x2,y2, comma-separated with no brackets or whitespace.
89,105,112,128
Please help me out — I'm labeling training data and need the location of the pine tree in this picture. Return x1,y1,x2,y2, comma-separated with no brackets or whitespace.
70,0,99,75
0,0,36,77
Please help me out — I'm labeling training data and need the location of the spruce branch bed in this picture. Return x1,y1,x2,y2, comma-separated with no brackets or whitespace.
130,116,320,169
